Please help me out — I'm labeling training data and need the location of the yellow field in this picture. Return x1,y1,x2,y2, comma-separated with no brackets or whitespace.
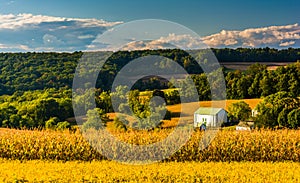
0,122,299,182
0,128,299,162
167,98,262,113
0,160,299,182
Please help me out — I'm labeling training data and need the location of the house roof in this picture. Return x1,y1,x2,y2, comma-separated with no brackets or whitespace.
194,107,224,115
237,121,254,127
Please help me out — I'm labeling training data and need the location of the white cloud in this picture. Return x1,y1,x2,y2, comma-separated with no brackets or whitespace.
0,13,123,30
0,13,123,52
224,39,238,46
121,40,176,51
155,34,208,49
78,35,95,39
43,34,64,46
279,41,295,47
0,14,64,30
202,23,300,48
0,43,29,51
110,33,208,51
100,24,300,51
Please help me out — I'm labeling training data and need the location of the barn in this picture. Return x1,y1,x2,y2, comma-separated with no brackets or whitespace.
194,107,227,128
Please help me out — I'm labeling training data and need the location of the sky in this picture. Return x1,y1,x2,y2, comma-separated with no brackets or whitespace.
0,0,299,52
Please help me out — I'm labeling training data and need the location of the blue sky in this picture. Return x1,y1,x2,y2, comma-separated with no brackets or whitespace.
0,0,299,51
1,0,299,36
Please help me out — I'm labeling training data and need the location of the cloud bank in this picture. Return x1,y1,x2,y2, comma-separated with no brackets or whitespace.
202,23,300,48
96,23,300,51
114,34,208,51
0,13,299,52
0,13,122,52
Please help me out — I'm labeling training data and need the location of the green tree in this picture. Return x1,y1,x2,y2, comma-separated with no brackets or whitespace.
288,72,300,97
73,89,97,116
248,74,262,98
82,108,109,131
56,121,71,130
255,92,300,128
287,109,300,129
113,115,129,131
34,98,60,127
96,91,112,113
277,108,292,128
228,101,251,121
259,71,274,97
0,104,19,128
45,117,60,129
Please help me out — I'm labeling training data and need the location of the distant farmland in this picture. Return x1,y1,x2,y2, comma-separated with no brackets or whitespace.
221,62,295,71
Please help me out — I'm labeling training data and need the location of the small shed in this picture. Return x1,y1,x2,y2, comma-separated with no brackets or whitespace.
194,107,227,128
236,121,254,131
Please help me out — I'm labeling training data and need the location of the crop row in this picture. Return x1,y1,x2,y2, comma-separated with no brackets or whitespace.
0,128,299,162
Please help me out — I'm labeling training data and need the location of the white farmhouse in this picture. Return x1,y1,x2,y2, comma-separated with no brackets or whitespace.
194,107,227,128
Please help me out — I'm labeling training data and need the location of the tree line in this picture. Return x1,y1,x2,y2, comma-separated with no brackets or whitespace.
0,48,300,95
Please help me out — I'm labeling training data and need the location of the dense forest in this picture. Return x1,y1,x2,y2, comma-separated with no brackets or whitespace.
0,48,300,129
0,48,299,95
212,47,300,62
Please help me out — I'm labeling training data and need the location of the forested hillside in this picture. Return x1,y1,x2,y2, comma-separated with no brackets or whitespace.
0,48,299,95
213,47,300,62
1,48,300,129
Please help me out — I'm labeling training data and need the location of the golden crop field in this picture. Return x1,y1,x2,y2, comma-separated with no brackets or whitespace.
0,128,299,162
0,127,299,182
0,160,299,182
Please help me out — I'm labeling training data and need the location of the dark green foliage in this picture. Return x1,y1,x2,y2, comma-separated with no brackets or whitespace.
45,117,60,129
228,101,252,122
132,76,169,91
277,108,291,128
255,92,300,128
0,48,299,96
225,62,300,99
113,115,128,131
0,52,81,95
213,47,300,62
287,109,300,129
56,121,71,130
112,88,170,130
152,89,165,99
0,89,74,129
0,104,19,128
192,74,211,101
82,108,109,131
34,98,60,126
165,90,181,105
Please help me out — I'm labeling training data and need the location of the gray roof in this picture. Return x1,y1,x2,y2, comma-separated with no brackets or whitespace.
194,107,224,115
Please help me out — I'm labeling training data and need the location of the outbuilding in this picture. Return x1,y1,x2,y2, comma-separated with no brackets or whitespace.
194,107,227,128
